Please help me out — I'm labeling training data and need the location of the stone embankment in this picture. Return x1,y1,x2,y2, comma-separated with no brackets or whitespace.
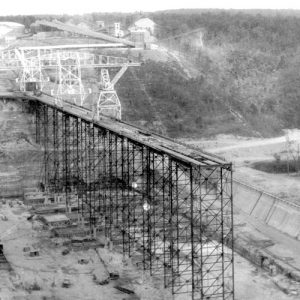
234,180,300,240
233,179,300,282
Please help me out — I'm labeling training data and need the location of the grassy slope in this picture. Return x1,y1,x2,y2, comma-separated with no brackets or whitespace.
118,59,246,138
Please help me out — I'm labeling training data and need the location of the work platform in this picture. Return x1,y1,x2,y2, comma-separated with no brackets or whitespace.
33,92,228,168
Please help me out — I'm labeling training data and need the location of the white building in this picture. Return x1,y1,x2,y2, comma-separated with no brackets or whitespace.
0,22,25,39
114,22,124,38
129,18,156,36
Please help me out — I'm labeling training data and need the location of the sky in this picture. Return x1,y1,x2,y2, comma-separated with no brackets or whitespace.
2,0,300,16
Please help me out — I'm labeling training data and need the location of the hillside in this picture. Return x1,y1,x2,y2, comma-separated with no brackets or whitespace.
152,11,300,135
116,10,300,138
117,58,243,138
3,10,300,138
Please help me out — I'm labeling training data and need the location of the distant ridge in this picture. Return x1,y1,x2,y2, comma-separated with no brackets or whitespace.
154,8,300,17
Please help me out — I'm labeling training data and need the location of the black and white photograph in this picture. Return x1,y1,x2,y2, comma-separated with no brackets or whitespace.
0,1,299,299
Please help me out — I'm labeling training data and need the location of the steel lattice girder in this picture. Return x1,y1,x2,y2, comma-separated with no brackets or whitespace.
0,49,139,114
35,101,234,300
0,49,139,70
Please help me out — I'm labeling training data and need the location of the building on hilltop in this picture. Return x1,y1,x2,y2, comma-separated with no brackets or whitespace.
0,22,25,44
129,18,156,36
128,18,157,48
113,22,123,37
0,22,25,37
92,21,125,37
105,22,124,38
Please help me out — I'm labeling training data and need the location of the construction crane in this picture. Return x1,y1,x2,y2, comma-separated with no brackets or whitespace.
0,47,140,119
98,65,129,119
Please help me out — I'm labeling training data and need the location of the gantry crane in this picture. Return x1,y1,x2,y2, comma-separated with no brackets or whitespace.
0,46,140,119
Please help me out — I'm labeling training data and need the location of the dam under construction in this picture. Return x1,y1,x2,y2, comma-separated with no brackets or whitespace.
0,30,234,298
0,91,234,300
1,90,234,299
0,14,299,300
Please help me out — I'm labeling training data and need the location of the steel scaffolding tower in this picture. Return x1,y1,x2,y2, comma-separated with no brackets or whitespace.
34,100,234,300
0,48,139,118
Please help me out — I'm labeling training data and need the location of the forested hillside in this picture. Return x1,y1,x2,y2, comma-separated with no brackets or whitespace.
118,61,241,137
112,10,300,138
148,11,300,137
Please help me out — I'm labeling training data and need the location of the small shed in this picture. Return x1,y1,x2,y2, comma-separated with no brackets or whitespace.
29,250,40,257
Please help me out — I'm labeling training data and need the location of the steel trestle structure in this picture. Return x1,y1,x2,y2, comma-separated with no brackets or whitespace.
34,99,234,300
0,48,140,118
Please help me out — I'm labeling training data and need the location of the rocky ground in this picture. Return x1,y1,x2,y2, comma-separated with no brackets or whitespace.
0,199,171,300
0,199,299,300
